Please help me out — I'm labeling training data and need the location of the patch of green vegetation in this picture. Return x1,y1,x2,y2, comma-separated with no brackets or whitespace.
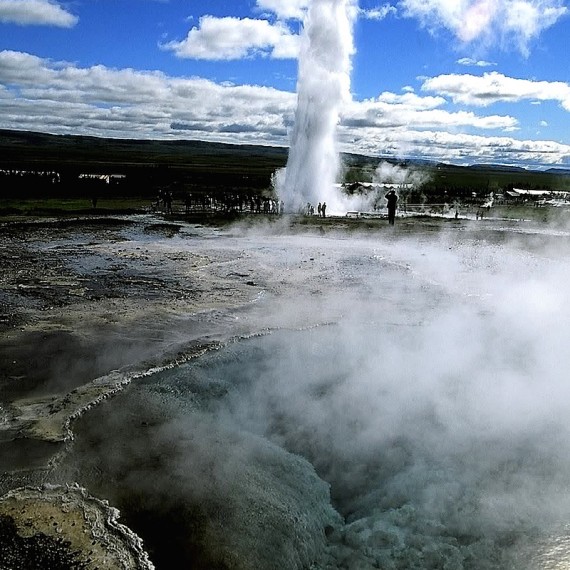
0,197,151,216
0,129,288,196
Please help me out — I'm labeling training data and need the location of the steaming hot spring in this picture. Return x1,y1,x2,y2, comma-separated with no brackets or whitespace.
48,221,570,569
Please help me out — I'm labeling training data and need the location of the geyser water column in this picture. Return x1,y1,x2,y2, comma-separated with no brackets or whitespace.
278,0,357,214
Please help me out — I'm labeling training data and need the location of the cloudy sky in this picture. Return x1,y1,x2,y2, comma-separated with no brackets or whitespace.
1,0,569,167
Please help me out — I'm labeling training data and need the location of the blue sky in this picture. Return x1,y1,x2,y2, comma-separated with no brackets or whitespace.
1,0,570,168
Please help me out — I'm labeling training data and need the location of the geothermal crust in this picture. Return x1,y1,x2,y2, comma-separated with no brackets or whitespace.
0,484,154,569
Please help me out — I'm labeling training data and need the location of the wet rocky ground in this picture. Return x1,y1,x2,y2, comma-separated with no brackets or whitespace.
0,214,284,569
0,212,392,568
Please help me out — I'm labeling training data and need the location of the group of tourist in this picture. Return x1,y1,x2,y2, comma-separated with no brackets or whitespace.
305,190,398,224
305,202,327,217
153,188,400,224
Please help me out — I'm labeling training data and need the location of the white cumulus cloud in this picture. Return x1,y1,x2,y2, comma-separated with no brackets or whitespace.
422,71,570,111
0,0,77,27
343,91,518,131
400,0,567,55
161,15,300,60
255,0,308,20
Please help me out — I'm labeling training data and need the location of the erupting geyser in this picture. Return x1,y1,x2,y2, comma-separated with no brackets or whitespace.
277,0,357,214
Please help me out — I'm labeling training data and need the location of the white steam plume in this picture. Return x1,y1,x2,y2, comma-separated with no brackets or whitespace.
276,0,357,214
373,160,431,187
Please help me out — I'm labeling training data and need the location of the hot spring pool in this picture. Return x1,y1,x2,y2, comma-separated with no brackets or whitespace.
58,317,570,569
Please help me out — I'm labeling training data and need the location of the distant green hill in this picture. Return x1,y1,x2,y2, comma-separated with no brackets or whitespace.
2,129,570,201
0,129,288,189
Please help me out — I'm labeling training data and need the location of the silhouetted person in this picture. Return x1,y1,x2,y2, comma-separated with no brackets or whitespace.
164,191,173,214
385,190,398,225
322,202,327,218
317,202,322,217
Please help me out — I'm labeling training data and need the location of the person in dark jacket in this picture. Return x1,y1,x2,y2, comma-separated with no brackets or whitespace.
385,190,398,225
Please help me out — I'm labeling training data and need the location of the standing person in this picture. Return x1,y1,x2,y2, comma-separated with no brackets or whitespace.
322,202,327,218
317,202,322,217
385,190,398,225
165,191,173,214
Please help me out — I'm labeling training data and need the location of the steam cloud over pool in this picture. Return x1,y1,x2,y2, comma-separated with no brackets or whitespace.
57,219,570,569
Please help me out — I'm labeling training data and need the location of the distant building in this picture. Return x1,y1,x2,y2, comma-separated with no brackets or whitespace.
79,173,126,184
511,188,551,198
340,182,413,192
503,188,570,205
